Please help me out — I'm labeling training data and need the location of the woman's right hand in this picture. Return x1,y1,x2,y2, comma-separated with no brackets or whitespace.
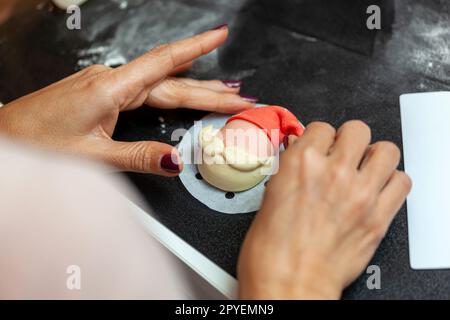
238,120,412,299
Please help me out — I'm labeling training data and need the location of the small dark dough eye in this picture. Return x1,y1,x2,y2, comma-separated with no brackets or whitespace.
195,173,203,180
225,192,235,199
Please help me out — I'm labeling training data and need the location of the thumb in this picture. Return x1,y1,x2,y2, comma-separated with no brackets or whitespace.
102,140,183,176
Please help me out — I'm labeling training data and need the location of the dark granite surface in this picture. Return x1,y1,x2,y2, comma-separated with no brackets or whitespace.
1,0,449,299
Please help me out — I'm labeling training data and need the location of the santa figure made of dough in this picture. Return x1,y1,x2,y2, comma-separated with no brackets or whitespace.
198,106,304,192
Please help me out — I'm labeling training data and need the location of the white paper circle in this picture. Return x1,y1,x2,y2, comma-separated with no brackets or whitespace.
178,106,272,214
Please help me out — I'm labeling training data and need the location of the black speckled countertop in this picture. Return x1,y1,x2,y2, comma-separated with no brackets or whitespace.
1,0,449,299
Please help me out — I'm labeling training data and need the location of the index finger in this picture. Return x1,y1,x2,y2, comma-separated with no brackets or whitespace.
287,122,336,155
110,26,229,92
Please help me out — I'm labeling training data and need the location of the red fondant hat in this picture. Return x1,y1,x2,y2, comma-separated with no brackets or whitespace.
226,106,304,146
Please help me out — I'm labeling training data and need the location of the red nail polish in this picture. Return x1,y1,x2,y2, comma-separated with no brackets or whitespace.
222,80,242,88
161,154,180,173
210,23,228,31
240,95,258,103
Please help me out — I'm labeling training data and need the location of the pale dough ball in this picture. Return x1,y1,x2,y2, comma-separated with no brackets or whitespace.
198,121,275,192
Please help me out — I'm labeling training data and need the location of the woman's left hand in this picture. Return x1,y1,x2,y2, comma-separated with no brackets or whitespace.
0,24,255,175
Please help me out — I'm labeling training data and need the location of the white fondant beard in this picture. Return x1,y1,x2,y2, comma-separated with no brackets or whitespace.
197,125,275,192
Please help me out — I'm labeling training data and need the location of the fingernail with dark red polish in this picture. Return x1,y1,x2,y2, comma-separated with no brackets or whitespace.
210,23,228,31
161,154,180,173
240,95,258,103
222,80,242,88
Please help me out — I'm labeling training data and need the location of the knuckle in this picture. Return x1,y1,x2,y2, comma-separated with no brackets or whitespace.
353,188,374,210
81,64,109,77
282,143,323,174
306,121,325,130
348,119,369,130
307,121,336,135
157,78,188,107
297,145,314,162
84,75,110,95
151,43,170,54
82,74,102,90
89,64,108,73
397,171,413,192
330,163,351,184
375,141,400,158
167,78,189,93
286,151,301,167
215,95,226,112
340,119,371,135
165,78,184,90
172,84,190,107
368,222,387,243
281,147,302,170
150,43,175,67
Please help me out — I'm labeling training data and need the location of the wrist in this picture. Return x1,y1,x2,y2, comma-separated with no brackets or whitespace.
276,270,342,300
239,277,341,300
287,276,342,300
289,256,343,299
239,257,344,300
